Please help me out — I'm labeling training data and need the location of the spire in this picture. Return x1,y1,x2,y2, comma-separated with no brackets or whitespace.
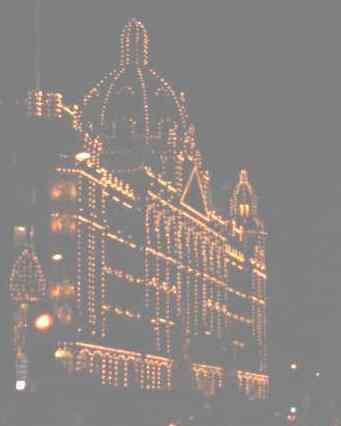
34,0,41,89
120,18,150,67
239,169,249,184
9,228,47,303
230,168,258,218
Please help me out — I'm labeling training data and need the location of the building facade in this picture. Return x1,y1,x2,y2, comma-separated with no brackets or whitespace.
9,19,269,399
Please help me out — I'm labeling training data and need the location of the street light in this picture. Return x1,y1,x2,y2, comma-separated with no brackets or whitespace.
51,253,63,262
290,362,298,371
16,380,26,391
75,151,91,162
33,312,54,332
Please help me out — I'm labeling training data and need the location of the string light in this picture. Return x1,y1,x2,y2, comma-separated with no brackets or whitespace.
13,18,269,399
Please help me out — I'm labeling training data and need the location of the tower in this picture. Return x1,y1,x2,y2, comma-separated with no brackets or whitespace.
230,169,268,373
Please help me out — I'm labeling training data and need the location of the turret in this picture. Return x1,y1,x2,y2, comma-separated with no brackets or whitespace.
229,169,268,373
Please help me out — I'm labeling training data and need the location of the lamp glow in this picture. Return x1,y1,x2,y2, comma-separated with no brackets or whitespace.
16,380,26,391
75,152,91,162
33,312,54,332
51,253,63,262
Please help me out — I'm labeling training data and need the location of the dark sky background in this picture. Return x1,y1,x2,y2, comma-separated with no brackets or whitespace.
1,0,341,394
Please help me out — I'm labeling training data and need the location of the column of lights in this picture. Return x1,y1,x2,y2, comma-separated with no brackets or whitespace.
113,359,119,386
223,257,229,315
175,216,183,318
209,242,216,334
87,231,96,330
107,358,113,385
151,364,156,390
256,238,268,371
101,358,107,384
164,216,173,353
123,361,128,387
216,247,223,339
201,238,208,328
193,232,200,333
166,126,178,180
136,67,150,140
153,210,162,351
145,205,153,310
88,178,96,331
184,227,191,334
139,359,145,390
100,185,107,337
252,269,266,371
145,364,151,390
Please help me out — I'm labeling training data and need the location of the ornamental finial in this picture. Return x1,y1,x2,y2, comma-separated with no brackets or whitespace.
120,18,150,67
239,169,249,184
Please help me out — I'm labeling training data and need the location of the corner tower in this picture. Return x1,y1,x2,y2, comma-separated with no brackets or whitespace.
230,169,268,373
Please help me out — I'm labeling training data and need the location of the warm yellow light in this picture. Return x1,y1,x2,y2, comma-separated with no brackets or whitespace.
51,253,63,262
55,348,65,359
48,285,61,299
15,226,26,233
55,348,73,360
75,152,91,162
33,313,54,332
57,306,73,325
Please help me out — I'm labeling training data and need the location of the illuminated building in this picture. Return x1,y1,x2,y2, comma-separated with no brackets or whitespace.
9,19,269,399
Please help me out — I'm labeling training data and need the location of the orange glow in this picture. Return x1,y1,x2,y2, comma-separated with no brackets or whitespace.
50,214,76,234
48,285,62,299
15,226,26,234
57,306,73,325
63,284,75,297
50,180,77,201
50,186,63,200
33,313,54,332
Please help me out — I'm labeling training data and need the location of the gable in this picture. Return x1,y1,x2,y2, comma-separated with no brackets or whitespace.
180,166,209,220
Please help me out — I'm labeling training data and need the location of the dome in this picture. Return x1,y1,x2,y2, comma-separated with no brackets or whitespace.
79,19,191,146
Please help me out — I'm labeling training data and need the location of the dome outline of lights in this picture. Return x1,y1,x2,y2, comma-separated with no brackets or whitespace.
78,18,192,149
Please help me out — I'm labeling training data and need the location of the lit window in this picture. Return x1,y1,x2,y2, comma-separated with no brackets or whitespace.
50,180,77,201
239,204,250,217
56,305,73,325
244,204,250,217
48,284,62,300
50,213,76,234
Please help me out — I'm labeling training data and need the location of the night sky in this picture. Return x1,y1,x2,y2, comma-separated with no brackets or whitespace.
1,0,341,395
